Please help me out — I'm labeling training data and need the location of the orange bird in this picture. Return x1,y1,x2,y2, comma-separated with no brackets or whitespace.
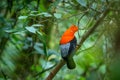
60,25,78,69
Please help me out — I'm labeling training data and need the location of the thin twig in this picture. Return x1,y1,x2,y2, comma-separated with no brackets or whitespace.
58,10,89,22
34,64,56,77
78,29,106,53
77,12,88,37
77,8,110,50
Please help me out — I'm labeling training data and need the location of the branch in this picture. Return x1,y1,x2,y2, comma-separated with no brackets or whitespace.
46,7,110,80
46,60,65,80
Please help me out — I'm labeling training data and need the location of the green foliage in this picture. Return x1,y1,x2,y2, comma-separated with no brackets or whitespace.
0,0,119,80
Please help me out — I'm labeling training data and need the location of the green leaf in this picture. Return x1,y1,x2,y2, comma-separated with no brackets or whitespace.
43,43,47,56
91,3,97,10
34,42,44,55
32,24,43,27
30,64,42,72
25,26,37,33
18,16,28,19
36,31,47,55
47,49,58,56
98,64,106,74
4,28,24,34
76,0,87,7
36,31,46,43
54,13,62,19
38,12,52,17
30,11,38,14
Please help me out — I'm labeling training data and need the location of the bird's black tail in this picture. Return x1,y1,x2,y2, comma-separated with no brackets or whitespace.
65,57,76,69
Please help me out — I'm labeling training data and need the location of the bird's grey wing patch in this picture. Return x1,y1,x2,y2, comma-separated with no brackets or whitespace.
60,43,70,57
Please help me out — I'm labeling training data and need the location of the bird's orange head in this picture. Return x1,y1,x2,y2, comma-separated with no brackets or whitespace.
69,25,79,32
60,25,78,44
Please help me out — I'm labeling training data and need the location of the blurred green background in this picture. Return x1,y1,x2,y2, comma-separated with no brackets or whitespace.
0,0,120,80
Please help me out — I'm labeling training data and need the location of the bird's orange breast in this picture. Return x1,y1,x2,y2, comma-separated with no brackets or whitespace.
60,25,78,44
60,35,74,44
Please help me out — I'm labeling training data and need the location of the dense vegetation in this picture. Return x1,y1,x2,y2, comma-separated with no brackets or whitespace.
0,0,120,80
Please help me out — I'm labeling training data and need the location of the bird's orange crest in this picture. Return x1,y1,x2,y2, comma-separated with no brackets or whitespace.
60,25,78,44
